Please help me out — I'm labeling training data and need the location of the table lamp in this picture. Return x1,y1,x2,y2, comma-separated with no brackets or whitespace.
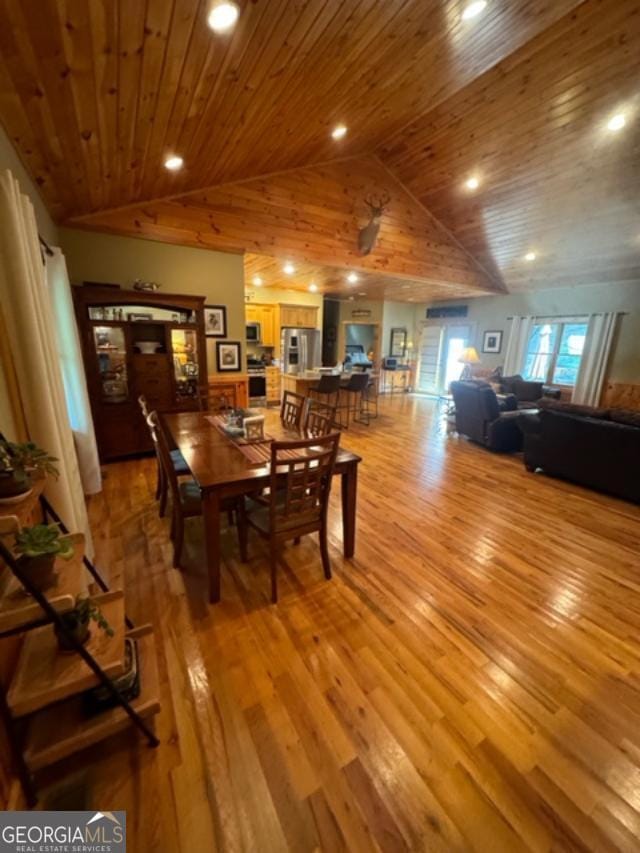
458,346,480,380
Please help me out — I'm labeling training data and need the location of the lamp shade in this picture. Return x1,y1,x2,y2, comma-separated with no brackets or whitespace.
458,346,480,365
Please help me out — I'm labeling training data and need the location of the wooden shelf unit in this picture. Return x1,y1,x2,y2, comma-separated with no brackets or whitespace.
24,627,159,772
0,533,85,634
8,591,126,717
0,503,160,805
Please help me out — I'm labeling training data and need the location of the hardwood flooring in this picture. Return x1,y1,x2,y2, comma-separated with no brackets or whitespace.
37,396,640,852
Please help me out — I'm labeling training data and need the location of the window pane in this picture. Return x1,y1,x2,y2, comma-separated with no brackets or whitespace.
552,323,588,385
523,324,559,381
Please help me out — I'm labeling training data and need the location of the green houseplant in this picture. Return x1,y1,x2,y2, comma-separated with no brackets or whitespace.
0,439,59,501
55,594,115,652
14,523,75,592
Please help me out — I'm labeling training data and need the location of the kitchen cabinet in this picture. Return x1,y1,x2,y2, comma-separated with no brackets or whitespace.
245,303,276,346
279,305,318,329
265,366,281,404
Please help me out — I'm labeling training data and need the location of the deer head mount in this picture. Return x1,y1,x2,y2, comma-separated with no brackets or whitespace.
358,191,390,256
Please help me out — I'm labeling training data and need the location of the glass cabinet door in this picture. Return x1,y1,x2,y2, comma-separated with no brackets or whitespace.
171,329,199,401
93,326,129,403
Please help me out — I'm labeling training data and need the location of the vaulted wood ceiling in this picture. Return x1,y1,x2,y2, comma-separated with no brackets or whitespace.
0,0,637,301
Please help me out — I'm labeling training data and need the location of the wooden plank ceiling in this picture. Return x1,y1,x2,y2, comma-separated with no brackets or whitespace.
1,0,637,300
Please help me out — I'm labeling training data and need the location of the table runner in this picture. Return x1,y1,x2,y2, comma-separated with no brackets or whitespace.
206,415,305,465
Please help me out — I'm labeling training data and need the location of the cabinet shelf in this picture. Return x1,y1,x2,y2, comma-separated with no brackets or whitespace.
7,590,126,717
0,533,85,634
23,626,160,771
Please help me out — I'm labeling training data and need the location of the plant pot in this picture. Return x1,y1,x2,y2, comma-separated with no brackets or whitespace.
0,471,31,502
55,616,91,653
17,554,58,593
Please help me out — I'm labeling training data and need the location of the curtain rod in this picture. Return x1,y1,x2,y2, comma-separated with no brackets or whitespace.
38,235,54,257
506,312,629,320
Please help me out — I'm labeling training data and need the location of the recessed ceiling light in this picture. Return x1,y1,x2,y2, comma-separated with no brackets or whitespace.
252,276,263,286
607,113,626,132
283,262,295,275
462,1,487,21
348,296,355,301
207,1,239,32
358,292,366,296
465,176,480,190
524,251,537,261
164,155,183,171
347,272,358,283
331,124,348,140
309,283,318,293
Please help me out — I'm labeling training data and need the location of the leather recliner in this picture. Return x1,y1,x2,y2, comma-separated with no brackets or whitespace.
450,381,523,452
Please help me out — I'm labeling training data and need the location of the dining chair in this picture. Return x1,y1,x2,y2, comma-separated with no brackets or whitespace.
149,412,246,569
304,403,338,438
280,390,308,430
197,383,237,413
140,397,189,517
240,432,341,602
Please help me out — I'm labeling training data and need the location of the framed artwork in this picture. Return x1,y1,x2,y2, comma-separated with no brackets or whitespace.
216,341,241,372
204,305,227,338
389,327,407,357
482,330,503,354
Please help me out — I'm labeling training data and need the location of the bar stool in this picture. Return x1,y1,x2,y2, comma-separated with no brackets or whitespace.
337,372,371,428
308,374,342,411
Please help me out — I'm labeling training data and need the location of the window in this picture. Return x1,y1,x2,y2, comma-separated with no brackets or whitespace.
523,321,588,386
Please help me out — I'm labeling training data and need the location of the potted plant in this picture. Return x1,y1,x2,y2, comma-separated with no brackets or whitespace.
0,439,59,501
55,594,115,652
14,523,75,592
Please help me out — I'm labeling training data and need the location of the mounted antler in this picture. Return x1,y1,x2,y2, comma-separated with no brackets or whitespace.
358,191,391,255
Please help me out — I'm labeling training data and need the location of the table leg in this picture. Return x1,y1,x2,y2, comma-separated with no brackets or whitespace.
203,490,221,603
341,464,358,558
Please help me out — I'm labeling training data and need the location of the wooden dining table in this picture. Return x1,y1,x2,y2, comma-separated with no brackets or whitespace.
161,409,362,603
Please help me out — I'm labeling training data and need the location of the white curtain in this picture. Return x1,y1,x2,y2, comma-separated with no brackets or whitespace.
46,249,101,495
503,315,534,376
0,169,93,550
572,313,618,406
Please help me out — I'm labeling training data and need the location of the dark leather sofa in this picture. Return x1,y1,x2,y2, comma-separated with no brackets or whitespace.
450,380,523,452
498,374,561,407
519,400,640,503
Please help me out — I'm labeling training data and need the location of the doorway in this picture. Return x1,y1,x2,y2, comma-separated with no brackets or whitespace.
417,323,473,394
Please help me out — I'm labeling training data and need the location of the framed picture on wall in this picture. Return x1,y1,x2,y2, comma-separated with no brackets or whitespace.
389,327,407,357
204,305,227,337
216,341,241,372
482,330,503,354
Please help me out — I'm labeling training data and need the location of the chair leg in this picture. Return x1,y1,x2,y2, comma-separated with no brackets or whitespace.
270,540,278,603
159,468,168,518
173,512,184,569
319,523,332,580
237,500,248,562
155,459,162,500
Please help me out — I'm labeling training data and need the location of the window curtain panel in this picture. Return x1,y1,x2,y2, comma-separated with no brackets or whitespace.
0,169,93,551
572,313,618,406
503,315,534,376
46,249,102,495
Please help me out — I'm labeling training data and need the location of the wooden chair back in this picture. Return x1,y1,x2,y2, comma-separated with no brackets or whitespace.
147,412,181,504
197,383,236,413
268,433,340,535
280,390,308,430
304,404,337,438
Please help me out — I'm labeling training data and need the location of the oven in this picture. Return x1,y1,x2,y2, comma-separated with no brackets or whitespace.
248,371,267,406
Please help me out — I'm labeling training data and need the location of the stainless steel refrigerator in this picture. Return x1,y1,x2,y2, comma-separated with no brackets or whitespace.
281,328,321,374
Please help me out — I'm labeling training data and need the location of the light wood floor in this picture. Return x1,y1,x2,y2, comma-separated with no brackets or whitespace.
39,395,640,852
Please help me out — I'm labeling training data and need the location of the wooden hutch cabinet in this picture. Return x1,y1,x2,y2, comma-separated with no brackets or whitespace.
73,285,207,461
